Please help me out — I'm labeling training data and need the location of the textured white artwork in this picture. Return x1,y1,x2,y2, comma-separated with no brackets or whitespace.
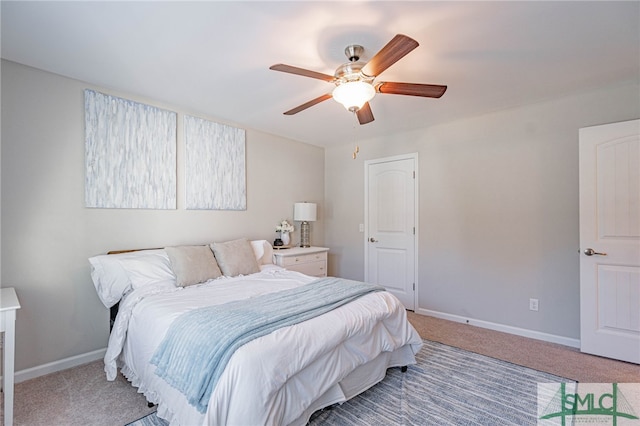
85,90,177,209
184,115,246,210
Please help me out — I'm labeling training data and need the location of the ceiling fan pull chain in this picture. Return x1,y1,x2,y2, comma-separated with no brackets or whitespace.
351,112,359,159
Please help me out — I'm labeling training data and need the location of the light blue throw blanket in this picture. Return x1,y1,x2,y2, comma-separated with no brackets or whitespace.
150,277,384,413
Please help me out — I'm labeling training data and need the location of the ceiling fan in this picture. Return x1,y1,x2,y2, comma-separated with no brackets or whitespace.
270,34,447,125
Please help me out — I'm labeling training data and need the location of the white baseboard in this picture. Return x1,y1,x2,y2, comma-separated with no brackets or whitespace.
13,348,106,384
416,308,581,349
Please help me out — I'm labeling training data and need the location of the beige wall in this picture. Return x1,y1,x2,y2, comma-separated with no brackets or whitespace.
325,81,639,341
1,60,325,372
3,56,638,375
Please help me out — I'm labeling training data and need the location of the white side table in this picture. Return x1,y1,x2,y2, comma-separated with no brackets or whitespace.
1,288,21,426
273,246,329,277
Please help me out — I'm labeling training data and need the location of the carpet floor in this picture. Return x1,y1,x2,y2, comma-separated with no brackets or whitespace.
128,339,573,426
2,313,637,425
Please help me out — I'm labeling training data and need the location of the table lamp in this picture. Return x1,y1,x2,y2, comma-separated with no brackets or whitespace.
293,202,317,247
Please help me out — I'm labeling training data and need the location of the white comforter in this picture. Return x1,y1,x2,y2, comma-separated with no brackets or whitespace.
105,265,422,425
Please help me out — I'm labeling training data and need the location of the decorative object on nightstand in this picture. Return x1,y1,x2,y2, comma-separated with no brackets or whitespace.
293,202,317,248
275,219,294,247
273,246,329,277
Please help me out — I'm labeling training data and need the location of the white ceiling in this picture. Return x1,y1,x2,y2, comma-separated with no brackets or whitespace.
2,1,639,148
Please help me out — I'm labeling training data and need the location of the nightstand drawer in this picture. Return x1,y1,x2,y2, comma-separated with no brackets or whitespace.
288,260,327,277
272,247,330,278
280,252,326,267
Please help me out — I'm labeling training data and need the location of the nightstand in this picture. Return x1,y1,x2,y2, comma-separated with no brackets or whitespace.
1,287,21,426
273,246,329,277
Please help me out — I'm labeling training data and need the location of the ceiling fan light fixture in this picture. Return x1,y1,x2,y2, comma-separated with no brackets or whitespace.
271,35,445,124
332,81,375,112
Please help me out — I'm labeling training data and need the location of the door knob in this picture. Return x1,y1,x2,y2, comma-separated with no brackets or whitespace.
584,248,607,256
369,237,378,243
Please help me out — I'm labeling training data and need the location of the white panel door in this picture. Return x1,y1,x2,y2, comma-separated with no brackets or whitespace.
365,154,416,309
579,119,640,364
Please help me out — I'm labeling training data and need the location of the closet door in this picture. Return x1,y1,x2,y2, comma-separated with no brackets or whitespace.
365,154,417,310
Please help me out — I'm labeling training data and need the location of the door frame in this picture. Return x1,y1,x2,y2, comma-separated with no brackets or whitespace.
364,152,419,310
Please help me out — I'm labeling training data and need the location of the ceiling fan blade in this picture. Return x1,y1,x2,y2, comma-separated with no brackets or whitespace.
283,94,333,115
376,82,447,98
270,64,336,82
361,34,419,77
356,102,375,125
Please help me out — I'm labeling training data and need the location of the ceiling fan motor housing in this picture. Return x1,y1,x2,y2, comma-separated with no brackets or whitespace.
334,61,366,81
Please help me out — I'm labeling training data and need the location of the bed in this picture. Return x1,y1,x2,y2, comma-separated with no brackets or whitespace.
90,238,423,425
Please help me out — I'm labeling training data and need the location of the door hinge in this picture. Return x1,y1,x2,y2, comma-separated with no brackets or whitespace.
413,283,415,291
413,227,415,235
413,171,415,179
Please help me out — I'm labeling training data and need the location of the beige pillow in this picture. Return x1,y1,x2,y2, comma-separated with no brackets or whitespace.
165,245,222,287
210,238,260,277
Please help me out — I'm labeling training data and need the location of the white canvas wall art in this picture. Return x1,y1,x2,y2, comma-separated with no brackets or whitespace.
85,89,177,209
184,115,246,210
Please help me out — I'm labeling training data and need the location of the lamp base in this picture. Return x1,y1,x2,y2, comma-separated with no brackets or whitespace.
299,221,311,247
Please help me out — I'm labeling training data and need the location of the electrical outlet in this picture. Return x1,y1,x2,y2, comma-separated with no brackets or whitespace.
529,298,539,311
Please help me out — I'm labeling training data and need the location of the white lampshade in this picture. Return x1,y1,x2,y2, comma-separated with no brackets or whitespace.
332,81,375,111
293,202,317,222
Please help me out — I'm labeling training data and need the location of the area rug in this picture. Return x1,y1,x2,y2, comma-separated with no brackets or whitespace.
126,339,573,425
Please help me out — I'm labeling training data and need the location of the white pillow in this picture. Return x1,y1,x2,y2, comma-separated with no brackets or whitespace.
251,240,274,265
117,252,176,290
88,249,170,308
